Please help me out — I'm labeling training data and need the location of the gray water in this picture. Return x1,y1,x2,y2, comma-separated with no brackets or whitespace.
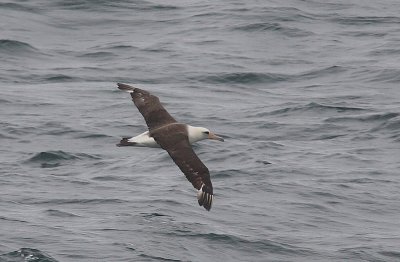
1,1,400,261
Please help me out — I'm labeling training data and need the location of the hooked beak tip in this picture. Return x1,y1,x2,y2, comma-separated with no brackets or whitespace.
209,133,224,142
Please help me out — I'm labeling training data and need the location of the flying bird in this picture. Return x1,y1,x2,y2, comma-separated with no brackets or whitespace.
116,83,224,211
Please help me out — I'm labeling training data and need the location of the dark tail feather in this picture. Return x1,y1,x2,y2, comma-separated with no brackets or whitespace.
116,137,137,147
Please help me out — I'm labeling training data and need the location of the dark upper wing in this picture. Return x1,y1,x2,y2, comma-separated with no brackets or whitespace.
153,132,214,211
117,83,177,131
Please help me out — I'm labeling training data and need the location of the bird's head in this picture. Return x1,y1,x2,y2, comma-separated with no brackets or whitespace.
188,126,224,144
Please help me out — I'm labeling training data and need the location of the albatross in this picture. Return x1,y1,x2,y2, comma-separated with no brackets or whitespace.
116,83,224,211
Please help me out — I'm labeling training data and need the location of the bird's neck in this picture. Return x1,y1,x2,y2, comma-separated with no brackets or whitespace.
186,125,205,144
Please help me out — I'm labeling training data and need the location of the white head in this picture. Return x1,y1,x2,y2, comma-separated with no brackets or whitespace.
187,126,224,144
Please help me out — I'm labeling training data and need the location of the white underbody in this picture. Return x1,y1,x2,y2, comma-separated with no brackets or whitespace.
127,125,209,148
127,131,159,147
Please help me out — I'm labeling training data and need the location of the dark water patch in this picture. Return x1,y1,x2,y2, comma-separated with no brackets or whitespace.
91,175,127,181
325,112,399,124
42,121,77,136
0,132,16,140
316,133,347,140
0,216,28,224
77,133,114,139
0,98,13,104
51,0,132,11
379,250,400,259
44,74,78,82
46,209,80,218
370,48,400,57
370,115,400,131
187,39,223,46
28,151,79,162
217,66,347,86
339,246,387,261
232,22,313,37
256,159,272,165
296,65,347,80
13,73,82,84
267,102,365,117
138,253,182,262
340,30,387,38
54,0,180,11
146,198,184,208
78,51,117,59
100,44,138,52
0,3,39,13
142,4,180,11
24,198,126,205
305,102,366,113
331,16,400,26
213,169,241,179
167,232,312,256
141,212,168,219
291,202,332,213
270,7,316,22
325,177,394,186
0,248,58,262
25,150,101,168
201,72,287,84
369,68,400,83
0,39,38,55
310,191,349,201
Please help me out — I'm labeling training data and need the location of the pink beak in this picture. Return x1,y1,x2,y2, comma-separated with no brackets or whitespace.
208,132,224,142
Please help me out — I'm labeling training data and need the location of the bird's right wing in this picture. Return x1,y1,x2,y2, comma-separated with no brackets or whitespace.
117,83,177,131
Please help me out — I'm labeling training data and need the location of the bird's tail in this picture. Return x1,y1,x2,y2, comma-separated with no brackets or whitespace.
116,137,137,147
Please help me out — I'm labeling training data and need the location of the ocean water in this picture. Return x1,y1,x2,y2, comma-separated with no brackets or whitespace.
1,0,400,261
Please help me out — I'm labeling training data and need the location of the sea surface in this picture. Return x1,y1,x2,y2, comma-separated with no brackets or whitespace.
1,1,400,261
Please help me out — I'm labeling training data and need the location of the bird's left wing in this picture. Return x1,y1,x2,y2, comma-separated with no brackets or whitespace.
155,136,214,211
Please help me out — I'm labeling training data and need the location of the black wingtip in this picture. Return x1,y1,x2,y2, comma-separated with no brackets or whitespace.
117,83,135,92
197,184,213,211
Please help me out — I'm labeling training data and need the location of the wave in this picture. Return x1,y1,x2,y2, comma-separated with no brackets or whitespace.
232,22,313,37
0,248,58,262
325,112,399,123
78,51,117,59
266,102,366,117
0,39,38,54
46,209,81,218
201,72,287,84
0,3,39,13
54,0,179,11
24,198,126,205
294,65,347,80
44,74,78,82
25,150,101,168
199,66,347,85
379,251,400,259
138,253,183,262
165,231,313,256
331,16,400,26
370,114,400,141
28,151,80,162
368,68,400,83
11,73,81,84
